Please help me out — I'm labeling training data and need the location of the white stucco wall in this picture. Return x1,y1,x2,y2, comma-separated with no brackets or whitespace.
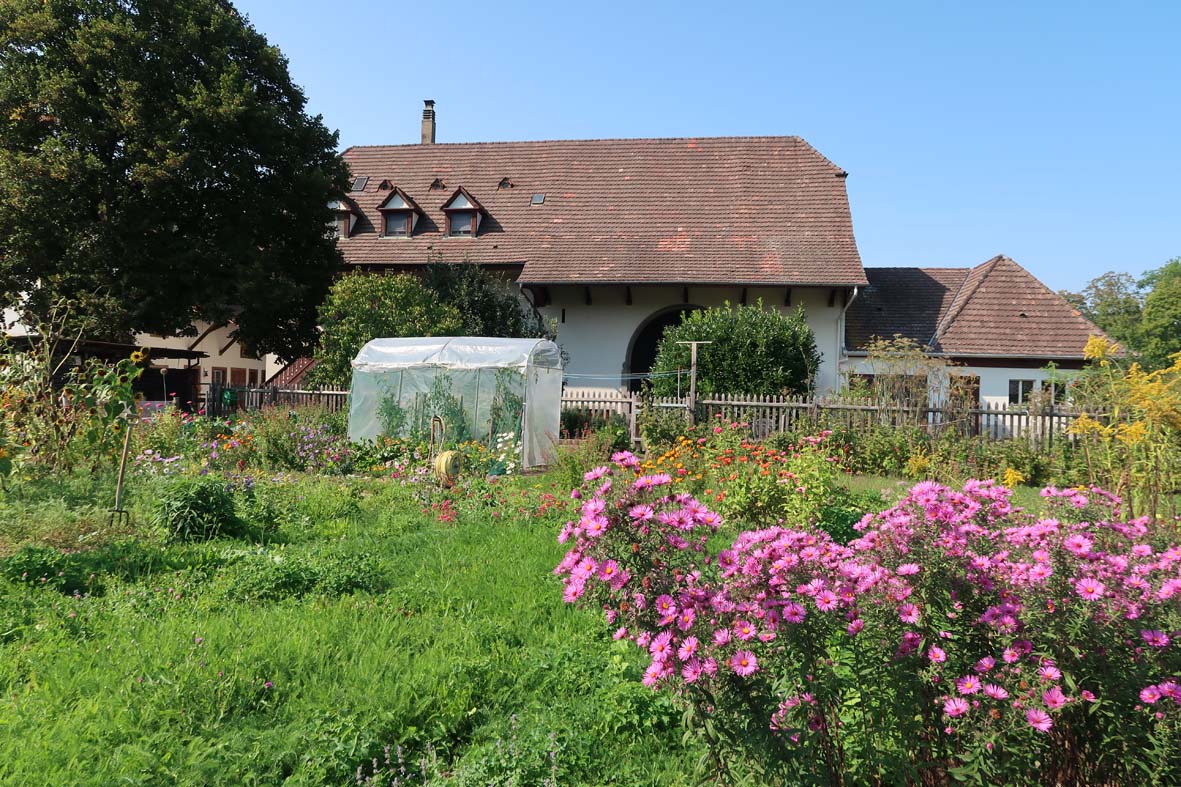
840,356,1077,406
536,285,845,393
138,322,267,386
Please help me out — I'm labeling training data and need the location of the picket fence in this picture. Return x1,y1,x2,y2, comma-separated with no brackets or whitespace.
208,384,1090,450
558,388,1091,450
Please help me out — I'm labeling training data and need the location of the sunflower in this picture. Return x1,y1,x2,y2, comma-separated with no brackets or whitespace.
129,349,147,363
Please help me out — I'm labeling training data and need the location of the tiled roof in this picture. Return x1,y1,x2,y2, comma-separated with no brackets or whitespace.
847,256,1112,359
844,267,968,350
337,137,866,286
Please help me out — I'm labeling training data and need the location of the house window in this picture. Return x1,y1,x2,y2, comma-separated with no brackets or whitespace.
1048,381,1070,404
448,211,474,236
1008,379,1035,405
383,211,410,236
211,367,227,385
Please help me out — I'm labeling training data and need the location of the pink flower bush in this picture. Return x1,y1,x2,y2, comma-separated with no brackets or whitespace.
556,457,1181,785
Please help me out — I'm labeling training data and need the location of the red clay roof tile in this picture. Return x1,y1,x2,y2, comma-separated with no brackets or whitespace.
337,136,866,286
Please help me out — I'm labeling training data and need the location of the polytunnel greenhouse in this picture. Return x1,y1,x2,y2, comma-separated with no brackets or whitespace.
347,337,564,469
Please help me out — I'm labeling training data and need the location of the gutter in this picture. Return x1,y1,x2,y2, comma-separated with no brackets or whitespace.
835,285,859,386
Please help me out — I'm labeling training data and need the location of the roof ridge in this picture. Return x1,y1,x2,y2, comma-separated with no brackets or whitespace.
865,266,972,272
929,255,1004,348
341,134,809,151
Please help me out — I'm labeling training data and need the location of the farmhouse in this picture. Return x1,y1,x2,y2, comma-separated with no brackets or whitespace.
290,101,1107,402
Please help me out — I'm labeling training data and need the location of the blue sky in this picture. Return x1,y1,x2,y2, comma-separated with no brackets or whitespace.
236,0,1179,291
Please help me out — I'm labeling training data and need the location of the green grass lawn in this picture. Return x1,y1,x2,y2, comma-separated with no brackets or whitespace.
0,466,1061,786
0,474,702,786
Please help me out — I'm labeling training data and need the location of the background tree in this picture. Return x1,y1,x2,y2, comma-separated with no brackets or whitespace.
307,274,464,387
649,302,820,397
1059,272,1145,354
1139,258,1181,370
0,0,349,359
421,261,545,338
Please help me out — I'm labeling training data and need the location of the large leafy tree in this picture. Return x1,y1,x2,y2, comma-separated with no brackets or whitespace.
1059,272,1144,354
1139,258,1181,370
422,260,545,339
649,302,820,397
0,0,349,358
307,274,465,387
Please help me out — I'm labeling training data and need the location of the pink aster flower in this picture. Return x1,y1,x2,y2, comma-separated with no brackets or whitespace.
1026,707,1053,733
974,656,996,674
580,498,606,517
613,627,628,640
733,619,756,640
585,465,611,481
782,602,807,623
676,608,697,631
983,684,1009,700
897,563,921,576
815,590,839,612
1038,665,1062,682
628,504,655,521
943,697,970,717
1074,577,1106,601
1141,630,1171,648
1043,686,1068,710
928,646,947,664
898,603,921,624
583,515,608,538
730,650,759,677
649,631,673,660
1140,685,1162,704
956,676,982,695
655,594,677,617
847,619,864,636
1002,647,1021,663
681,659,703,682
678,636,700,661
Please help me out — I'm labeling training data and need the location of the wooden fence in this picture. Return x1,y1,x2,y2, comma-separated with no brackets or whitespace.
207,384,349,417
559,389,1092,450
210,384,1091,450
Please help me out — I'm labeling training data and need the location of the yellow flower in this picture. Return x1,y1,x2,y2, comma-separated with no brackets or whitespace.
1115,420,1148,446
129,349,147,364
1002,467,1025,488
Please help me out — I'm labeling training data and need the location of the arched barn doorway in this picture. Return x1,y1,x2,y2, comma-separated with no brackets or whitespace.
625,305,701,392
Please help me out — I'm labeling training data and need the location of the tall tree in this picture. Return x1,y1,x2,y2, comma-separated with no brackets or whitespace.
0,0,349,359
308,274,465,387
1139,258,1181,370
1059,271,1144,353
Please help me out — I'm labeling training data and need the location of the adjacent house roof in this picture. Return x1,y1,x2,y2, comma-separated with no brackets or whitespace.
846,255,1111,359
337,136,867,287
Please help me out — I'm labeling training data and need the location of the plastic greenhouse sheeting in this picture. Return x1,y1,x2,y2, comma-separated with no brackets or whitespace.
347,337,563,469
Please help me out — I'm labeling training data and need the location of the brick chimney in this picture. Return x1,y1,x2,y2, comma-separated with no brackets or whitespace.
421,100,436,144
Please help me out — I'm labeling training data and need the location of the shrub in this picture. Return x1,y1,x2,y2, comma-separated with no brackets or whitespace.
649,301,820,397
308,273,465,387
252,406,352,473
152,477,240,542
557,459,1181,786
0,545,88,594
636,401,691,451
219,548,383,601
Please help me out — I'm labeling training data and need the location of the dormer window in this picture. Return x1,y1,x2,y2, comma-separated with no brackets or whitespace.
441,187,485,238
376,187,423,238
384,212,410,236
327,196,359,238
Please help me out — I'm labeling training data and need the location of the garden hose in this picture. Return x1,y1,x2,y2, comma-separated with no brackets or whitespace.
429,416,461,486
